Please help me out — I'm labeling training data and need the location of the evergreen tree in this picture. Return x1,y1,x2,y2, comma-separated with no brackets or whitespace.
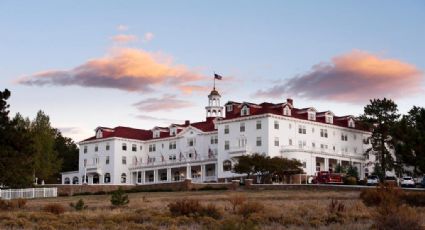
360,98,400,181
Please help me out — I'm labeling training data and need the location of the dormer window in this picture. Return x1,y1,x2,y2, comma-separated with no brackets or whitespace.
241,106,250,116
283,107,291,116
153,130,160,138
96,129,103,138
348,119,355,128
308,112,316,121
170,127,176,136
325,115,333,124
226,104,233,112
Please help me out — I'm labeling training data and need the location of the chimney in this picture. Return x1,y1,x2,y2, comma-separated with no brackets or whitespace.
286,98,293,106
185,120,190,125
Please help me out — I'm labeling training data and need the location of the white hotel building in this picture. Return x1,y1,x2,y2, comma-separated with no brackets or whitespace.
61,88,374,185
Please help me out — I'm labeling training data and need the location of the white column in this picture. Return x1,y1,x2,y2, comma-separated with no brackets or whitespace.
99,174,103,184
154,170,158,183
186,164,192,179
167,168,172,182
201,164,206,182
214,163,218,178
142,171,146,184
324,158,329,171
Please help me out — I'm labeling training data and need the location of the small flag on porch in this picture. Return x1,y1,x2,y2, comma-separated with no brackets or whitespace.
208,148,213,158
179,152,183,161
214,73,223,80
194,149,198,159
161,154,165,162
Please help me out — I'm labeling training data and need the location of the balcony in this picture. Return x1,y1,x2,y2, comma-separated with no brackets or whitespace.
84,163,102,174
280,145,364,160
227,146,249,156
129,154,217,171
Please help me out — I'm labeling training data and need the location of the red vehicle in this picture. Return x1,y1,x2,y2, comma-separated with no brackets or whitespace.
312,171,343,184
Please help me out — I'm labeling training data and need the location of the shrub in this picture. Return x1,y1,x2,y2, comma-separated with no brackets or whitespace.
110,187,129,206
227,194,247,213
168,199,222,219
69,199,88,211
374,204,422,230
360,184,403,207
343,176,357,185
0,199,27,210
168,199,202,217
16,199,27,209
402,192,425,207
237,201,264,218
43,203,65,215
325,199,345,224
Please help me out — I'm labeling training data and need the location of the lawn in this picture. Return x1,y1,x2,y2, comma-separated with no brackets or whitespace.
0,189,423,229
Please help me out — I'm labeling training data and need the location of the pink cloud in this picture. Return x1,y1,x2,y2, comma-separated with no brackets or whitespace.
117,25,128,31
143,32,154,42
18,48,205,93
133,94,193,112
255,50,423,103
111,34,138,43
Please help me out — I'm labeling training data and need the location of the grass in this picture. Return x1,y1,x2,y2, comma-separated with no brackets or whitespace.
0,189,424,229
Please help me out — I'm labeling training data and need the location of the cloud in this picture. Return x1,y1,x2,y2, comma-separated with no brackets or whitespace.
143,32,154,42
18,48,204,93
58,127,81,134
178,85,210,94
133,94,193,112
255,50,423,103
111,34,138,43
135,114,182,123
117,25,128,31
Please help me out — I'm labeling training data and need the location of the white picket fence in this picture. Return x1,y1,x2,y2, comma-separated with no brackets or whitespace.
0,188,57,200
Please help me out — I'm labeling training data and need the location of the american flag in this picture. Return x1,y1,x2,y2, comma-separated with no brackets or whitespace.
179,152,183,161
161,154,165,162
194,149,198,159
214,73,223,80
208,148,213,158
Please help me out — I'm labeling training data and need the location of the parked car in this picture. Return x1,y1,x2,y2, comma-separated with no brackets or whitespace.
312,171,343,184
384,176,399,186
400,176,415,188
366,175,379,186
422,177,425,188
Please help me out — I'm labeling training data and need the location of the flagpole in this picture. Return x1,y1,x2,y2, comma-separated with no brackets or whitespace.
213,72,216,90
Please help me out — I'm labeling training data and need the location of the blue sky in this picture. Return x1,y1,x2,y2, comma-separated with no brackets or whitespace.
1,1,424,141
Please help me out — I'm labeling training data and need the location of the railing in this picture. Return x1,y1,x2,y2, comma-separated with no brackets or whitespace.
0,188,57,200
228,146,249,154
129,155,217,170
280,145,364,160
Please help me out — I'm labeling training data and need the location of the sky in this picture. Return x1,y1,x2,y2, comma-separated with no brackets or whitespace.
1,1,424,142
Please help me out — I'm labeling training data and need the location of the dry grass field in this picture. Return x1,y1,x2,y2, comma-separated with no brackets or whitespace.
0,189,424,229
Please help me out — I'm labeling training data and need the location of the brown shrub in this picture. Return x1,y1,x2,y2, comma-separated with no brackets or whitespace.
237,201,264,219
374,205,422,230
227,194,247,213
325,199,346,224
0,199,27,211
360,184,403,207
200,203,222,220
168,199,221,219
402,192,425,207
43,203,65,215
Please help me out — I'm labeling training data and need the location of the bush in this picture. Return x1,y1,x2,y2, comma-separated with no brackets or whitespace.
43,203,65,215
227,194,247,213
168,199,222,219
69,199,88,211
110,187,129,206
325,199,345,224
402,192,425,207
237,201,264,218
360,184,403,207
374,204,422,230
0,199,27,210
343,176,357,185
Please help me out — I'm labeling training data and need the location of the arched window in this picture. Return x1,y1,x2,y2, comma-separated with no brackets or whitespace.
121,173,127,183
72,176,79,184
223,160,232,171
64,177,70,184
104,173,111,183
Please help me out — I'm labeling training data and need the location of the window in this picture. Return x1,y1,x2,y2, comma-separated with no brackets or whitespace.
170,128,176,136
94,145,98,152
274,121,279,129
308,112,316,121
298,125,306,134
153,130,160,138
106,156,110,165
320,144,328,149
363,138,369,144
83,146,87,154
320,129,328,138
84,159,87,167
169,154,176,161
140,145,143,151
241,106,250,116
302,162,307,168
121,173,126,183
289,123,292,129
169,141,177,149
353,134,357,140
256,137,262,146
341,134,348,141
283,107,291,116
149,144,156,152
223,160,232,171
64,177,70,184
256,120,262,130
104,173,110,183
316,162,321,172
226,104,233,112
240,122,245,132
289,139,293,146
298,140,306,148
326,115,333,124
312,127,315,133
224,125,229,134
224,141,230,150
122,156,127,165
106,143,110,151
122,143,127,151
188,138,195,146
132,144,137,152
210,135,218,144
312,142,316,148
72,176,79,184
348,119,355,128
239,137,247,147
274,137,279,147
354,147,357,154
